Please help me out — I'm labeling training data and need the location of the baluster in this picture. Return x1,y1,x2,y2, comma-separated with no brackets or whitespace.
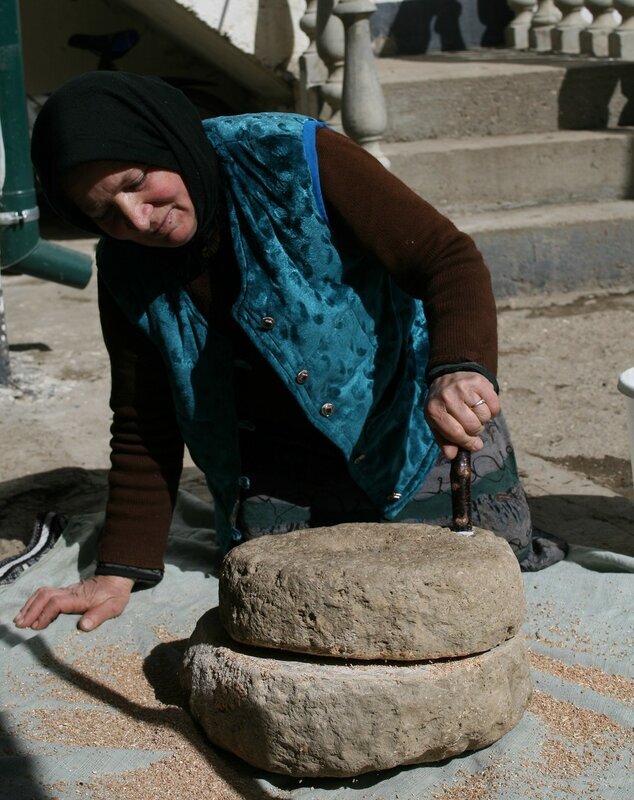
581,1,619,56
529,1,562,51
316,0,345,125
552,0,589,53
300,1,319,54
506,1,537,49
334,0,389,167
609,0,634,57
298,1,326,117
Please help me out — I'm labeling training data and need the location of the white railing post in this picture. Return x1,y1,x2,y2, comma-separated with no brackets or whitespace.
334,0,389,167
552,0,590,53
580,1,620,56
506,1,538,48
529,1,562,50
609,0,634,57
316,0,345,125
300,1,319,54
298,1,327,117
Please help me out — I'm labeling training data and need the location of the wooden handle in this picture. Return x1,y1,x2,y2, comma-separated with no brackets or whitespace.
451,447,472,532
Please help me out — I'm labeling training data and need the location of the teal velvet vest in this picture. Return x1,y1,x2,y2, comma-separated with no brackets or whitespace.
97,113,439,553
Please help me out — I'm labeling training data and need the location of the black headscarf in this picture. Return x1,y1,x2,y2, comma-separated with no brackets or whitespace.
31,71,220,251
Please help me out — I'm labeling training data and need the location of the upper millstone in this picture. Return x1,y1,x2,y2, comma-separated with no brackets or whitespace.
219,522,525,660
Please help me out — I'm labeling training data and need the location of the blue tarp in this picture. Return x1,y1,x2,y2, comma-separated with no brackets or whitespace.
1,491,632,799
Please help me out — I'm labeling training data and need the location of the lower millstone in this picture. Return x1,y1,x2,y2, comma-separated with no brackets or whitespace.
219,523,525,660
181,608,532,778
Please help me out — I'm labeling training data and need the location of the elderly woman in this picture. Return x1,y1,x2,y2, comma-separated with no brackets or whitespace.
14,72,565,633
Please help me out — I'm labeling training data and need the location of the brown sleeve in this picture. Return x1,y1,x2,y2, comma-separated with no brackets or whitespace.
315,127,497,377
97,275,184,570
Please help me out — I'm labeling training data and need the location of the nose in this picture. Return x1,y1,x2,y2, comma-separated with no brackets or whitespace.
117,195,151,233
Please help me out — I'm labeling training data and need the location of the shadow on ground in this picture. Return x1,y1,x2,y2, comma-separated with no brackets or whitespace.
0,466,209,554
528,494,633,558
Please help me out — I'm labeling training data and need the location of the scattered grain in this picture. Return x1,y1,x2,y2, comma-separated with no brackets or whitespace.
529,690,632,746
432,764,505,800
538,738,584,779
529,651,634,705
15,639,277,800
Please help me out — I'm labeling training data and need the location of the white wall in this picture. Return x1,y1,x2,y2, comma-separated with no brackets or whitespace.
178,0,307,72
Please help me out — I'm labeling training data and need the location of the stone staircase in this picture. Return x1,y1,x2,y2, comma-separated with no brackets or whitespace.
376,51,634,298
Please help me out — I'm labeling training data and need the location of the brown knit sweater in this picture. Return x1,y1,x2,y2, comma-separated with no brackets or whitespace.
96,127,497,572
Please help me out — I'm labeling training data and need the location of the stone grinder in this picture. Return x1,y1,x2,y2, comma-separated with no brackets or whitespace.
181,449,532,778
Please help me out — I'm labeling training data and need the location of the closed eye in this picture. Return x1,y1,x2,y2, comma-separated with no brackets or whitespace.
128,169,147,190
89,170,146,222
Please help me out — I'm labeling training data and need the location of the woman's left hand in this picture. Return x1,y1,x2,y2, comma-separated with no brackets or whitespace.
425,371,500,460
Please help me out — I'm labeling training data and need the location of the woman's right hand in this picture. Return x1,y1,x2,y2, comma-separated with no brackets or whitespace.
425,371,500,460
13,575,134,632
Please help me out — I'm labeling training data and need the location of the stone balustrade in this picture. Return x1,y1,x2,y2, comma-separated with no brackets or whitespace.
298,0,389,166
296,0,632,167
506,0,634,57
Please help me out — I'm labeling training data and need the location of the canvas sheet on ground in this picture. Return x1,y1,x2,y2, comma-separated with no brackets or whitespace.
1,491,632,800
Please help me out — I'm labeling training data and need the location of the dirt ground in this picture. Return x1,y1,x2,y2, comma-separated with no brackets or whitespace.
1,234,633,562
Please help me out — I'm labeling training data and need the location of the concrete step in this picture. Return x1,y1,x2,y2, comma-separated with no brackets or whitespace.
451,200,634,297
377,54,634,142
385,129,634,213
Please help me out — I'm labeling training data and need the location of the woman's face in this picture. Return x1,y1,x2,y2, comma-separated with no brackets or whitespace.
62,160,197,247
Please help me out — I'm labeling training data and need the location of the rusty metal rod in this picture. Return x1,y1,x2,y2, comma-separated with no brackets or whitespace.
451,446,473,534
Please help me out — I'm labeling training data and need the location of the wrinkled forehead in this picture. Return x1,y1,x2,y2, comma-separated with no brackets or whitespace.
61,160,141,195
60,161,142,215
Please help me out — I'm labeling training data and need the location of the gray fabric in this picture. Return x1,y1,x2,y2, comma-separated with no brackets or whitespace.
1,491,632,799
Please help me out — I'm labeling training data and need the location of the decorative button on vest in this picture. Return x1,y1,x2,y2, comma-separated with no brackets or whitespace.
320,402,334,417
260,316,275,330
387,491,402,502
296,369,309,384
353,453,366,464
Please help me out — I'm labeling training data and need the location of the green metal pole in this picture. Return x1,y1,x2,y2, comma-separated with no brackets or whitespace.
16,239,94,289
0,0,92,285
0,0,39,266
